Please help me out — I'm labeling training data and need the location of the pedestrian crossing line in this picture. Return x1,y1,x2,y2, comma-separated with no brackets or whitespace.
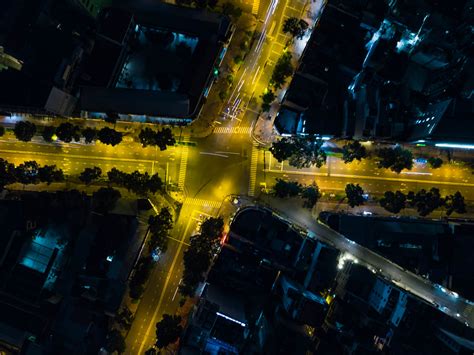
252,0,260,15
214,126,251,134
184,198,222,209
248,143,259,197
178,134,190,190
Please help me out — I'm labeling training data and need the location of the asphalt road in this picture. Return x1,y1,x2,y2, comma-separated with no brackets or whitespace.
1,0,474,351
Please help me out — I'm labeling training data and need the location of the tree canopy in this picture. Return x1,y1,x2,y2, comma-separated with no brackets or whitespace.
261,90,276,112
42,126,56,142
155,314,183,349
180,217,223,297
14,121,36,142
148,207,174,253
270,135,327,169
98,127,122,146
79,166,102,185
82,127,98,143
107,168,162,195
282,17,309,39
56,122,81,142
345,183,365,207
139,127,176,150
273,178,301,198
376,146,413,173
407,187,444,216
379,190,406,213
342,140,367,163
444,191,466,216
271,52,293,89
302,184,320,209
427,157,443,169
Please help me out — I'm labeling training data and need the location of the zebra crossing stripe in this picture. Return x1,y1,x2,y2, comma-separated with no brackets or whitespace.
248,143,259,197
184,198,222,209
252,0,260,15
178,134,190,190
214,126,251,134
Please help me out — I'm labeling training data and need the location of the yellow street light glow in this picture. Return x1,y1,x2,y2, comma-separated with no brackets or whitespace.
52,134,58,141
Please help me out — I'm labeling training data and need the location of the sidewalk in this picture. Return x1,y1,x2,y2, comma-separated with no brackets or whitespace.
251,0,327,146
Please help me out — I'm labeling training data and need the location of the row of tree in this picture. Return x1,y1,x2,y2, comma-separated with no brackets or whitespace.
13,121,124,146
179,217,224,297
270,135,327,168
273,178,320,208
344,183,466,216
0,158,64,189
270,138,443,174
148,207,174,254
129,255,154,300
107,168,163,196
139,127,176,150
379,189,466,216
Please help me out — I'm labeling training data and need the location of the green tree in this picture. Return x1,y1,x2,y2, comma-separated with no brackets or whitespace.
345,183,365,208
261,90,276,112
148,207,173,253
139,128,175,150
82,127,98,143
105,112,119,124
104,329,126,354
428,157,443,169
270,137,296,162
282,17,309,39
116,306,134,331
155,314,183,349
445,191,466,216
271,52,293,89
410,188,444,216
270,136,327,168
79,166,102,185
14,121,36,142
92,187,121,213
38,165,64,184
376,146,413,173
273,178,301,198
0,158,16,190
129,256,154,300
302,184,320,208
342,140,367,163
0,126,4,137
288,136,326,168
379,190,406,213
179,218,223,297
42,126,56,142
98,127,122,146
155,128,176,151
56,122,81,142
15,161,40,185
200,217,224,240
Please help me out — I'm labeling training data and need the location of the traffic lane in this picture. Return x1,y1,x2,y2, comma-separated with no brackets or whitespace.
0,136,178,162
185,143,252,200
266,154,473,185
131,205,214,354
263,170,474,198
309,220,473,326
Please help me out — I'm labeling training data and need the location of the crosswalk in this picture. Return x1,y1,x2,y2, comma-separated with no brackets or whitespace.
252,0,260,15
248,142,259,197
214,126,251,134
184,197,222,209
178,134,190,190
